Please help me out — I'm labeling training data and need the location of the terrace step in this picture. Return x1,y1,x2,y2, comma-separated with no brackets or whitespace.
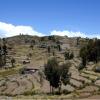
80,72,98,80
70,79,83,88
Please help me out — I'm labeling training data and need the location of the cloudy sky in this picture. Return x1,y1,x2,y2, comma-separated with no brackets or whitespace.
0,0,100,38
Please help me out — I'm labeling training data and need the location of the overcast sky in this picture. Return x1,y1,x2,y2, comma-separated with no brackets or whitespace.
0,0,100,38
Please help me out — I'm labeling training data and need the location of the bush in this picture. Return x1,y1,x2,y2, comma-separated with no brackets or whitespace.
62,89,71,94
23,90,36,96
64,51,74,60
78,59,86,70
19,68,25,74
60,62,71,85
69,52,74,59
47,46,51,53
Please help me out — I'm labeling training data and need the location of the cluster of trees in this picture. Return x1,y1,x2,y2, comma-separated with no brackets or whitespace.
47,44,61,54
44,57,71,94
48,35,56,42
79,39,100,69
47,40,62,57
0,38,16,68
0,38,7,67
64,51,74,60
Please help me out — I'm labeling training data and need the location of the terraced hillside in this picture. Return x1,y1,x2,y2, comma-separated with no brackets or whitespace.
0,35,100,99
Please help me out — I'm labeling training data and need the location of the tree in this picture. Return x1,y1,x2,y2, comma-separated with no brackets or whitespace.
58,44,61,51
47,46,51,53
64,51,74,60
64,52,70,60
2,38,8,65
69,52,74,59
79,47,87,68
60,62,71,85
48,35,56,42
2,44,7,65
80,39,100,68
82,57,86,66
59,62,71,94
0,46,3,67
40,37,45,41
44,57,71,94
2,38,7,45
44,57,60,93
76,37,80,46
56,40,60,44
30,40,35,50
0,38,8,67
11,58,16,67
28,53,32,58
56,40,61,51
52,51,55,56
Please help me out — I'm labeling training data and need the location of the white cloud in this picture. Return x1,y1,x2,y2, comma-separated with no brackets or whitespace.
50,30,86,37
0,22,44,37
0,21,100,39
88,34,100,39
50,30,100,39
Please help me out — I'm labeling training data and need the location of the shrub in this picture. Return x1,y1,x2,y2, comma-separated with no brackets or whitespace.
62,89,71,94
64,51,74,60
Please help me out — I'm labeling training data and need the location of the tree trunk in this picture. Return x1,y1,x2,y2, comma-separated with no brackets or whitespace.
52,87,54,94
58,84,61,94
12,63,13,67
50,84,51,94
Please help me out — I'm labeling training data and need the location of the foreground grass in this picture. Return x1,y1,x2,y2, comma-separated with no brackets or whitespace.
0,94,73,100
1,90,100,100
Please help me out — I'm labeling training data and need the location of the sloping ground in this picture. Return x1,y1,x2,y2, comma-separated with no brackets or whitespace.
86,94,100,99
0,73,40,96
0,61,100,99
2,81,18,94
0,41,100,99
62,84,75,92
95,80,100,86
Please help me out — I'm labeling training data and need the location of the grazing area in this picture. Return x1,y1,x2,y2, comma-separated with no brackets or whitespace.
0,35,100,99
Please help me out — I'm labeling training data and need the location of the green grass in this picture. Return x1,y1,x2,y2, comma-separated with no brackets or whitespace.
0,66,23,78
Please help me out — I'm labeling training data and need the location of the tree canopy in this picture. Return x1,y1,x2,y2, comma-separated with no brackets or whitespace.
80,39,100,68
